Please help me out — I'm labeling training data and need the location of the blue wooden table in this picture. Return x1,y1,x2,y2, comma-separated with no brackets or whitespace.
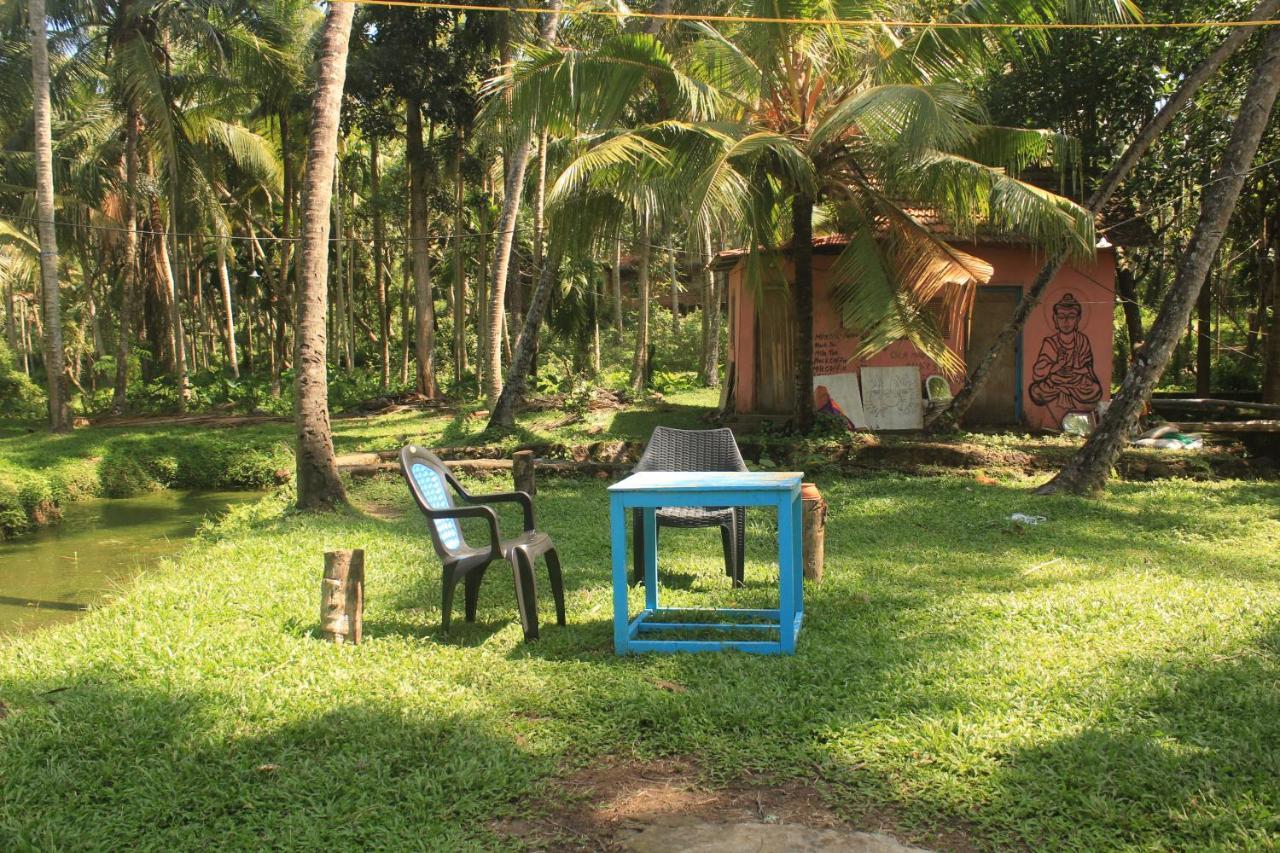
608,471,804,655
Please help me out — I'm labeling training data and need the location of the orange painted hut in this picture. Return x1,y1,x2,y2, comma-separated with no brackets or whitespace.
715,237,1118,431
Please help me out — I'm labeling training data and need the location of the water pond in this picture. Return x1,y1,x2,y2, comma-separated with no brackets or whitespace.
0,490,262,636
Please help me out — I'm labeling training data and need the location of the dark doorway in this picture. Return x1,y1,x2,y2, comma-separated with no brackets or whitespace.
965,286,1022,425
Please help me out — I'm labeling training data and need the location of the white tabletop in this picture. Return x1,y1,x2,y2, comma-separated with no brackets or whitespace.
609,471,803,492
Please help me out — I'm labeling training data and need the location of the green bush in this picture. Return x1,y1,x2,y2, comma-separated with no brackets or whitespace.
0,340,43,418
99,453,163,498
98,434,292,495
0,480,28,534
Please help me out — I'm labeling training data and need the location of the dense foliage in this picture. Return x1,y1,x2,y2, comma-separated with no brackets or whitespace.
8,0,1274,433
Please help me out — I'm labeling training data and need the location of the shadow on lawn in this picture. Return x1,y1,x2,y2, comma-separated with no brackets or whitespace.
606,402,719,440
821,476,1280,592
976,618,1280,848
0,673,539,848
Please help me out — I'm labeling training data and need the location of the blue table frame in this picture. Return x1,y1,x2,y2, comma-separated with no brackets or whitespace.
608,471,804,655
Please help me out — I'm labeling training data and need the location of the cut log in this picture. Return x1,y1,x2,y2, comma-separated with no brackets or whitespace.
1150,398,1280,415
513,449,537,495
801,483,826,583
320,549,364,644
336,455,629,478
1172,420,1280,434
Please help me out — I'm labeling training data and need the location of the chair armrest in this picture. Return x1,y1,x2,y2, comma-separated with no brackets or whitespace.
421,504,502,558
464,491,535,531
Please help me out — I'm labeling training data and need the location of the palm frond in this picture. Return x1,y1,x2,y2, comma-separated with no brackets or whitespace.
811,83,982,156
546,130,670,202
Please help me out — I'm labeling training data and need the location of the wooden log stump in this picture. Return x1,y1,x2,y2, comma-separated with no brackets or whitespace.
801,483,826,583
320,549,364,644
513,450,537,495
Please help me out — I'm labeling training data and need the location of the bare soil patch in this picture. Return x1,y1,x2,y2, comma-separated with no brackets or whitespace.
492,756,977,852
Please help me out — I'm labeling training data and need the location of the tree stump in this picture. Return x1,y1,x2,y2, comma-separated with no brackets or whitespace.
320,549,364,644
513,450,537,495
801,483,826,583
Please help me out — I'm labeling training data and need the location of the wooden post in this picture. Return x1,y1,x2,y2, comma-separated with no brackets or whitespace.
513,450,537,495
320,549,364,644
801,483,826,583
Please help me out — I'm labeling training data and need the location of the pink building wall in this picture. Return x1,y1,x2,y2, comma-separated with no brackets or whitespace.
730,244,1117,431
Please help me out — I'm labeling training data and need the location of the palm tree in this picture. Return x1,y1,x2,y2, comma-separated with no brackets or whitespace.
42,0,300,408
483,0,561,405
27,0,70,430
926,0,1280,432
1040,26,1280,495
492,1,1127,429
293,0,353,510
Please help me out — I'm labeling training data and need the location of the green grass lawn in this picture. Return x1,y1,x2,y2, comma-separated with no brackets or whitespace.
2,469,1278,849
0,389,723,536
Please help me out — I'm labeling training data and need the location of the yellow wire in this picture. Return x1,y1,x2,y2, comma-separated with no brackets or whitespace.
329,0,1280,30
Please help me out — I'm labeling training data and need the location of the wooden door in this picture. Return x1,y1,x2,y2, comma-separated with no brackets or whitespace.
754,283,794,414
965,287,1021,424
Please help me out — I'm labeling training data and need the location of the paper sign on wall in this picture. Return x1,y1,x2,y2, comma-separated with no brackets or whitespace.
813,373,867,430
861,366,924,430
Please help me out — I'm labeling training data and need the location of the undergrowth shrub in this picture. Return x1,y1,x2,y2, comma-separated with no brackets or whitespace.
0,341,42,418
98,453,163,498
99,435,292,496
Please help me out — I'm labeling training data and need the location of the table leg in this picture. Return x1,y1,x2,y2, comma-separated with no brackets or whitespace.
611,497,629,655
778,494,797,654
793,493,804,616
643,507,658,611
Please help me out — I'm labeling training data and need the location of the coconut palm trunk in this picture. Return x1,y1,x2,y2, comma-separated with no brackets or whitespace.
453,140,466,385
792,194,815,433
668,235,679,335
488,245,563,428
148,195,188,409
216,238,239,377
611,240,623,332
111,107,141,414
1265,243,1280,403
272,110,293,397
630,217,651,392
1038,26,1280,496
370,135,390,390
28,0,69,431
702,228,720,387
406,97,438,398
293,0,354,510
925,0,1280,433
483,0,561,404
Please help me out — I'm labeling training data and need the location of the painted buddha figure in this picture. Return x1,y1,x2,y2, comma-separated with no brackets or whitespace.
1028,293,1102,428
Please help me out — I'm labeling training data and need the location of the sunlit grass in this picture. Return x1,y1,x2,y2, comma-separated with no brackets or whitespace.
2,472,1277,849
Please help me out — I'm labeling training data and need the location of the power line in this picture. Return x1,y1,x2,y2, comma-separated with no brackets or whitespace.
330,0,1280,31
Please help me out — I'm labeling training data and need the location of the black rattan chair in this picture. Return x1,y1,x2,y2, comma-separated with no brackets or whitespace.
632,426,748,587
400,445,565,641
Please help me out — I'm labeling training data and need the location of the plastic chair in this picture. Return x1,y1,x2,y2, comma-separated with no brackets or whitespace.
632,426,748,587
400,445,565,641
925,374,952,404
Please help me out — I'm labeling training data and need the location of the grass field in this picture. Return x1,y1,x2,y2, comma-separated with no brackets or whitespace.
0,390,725,537
2,468,1277,849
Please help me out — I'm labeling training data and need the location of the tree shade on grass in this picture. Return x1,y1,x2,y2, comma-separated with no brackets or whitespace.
1,472,1277,849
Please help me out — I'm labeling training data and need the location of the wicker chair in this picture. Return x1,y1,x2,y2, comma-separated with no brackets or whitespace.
400,445,565,641
632,426,748,587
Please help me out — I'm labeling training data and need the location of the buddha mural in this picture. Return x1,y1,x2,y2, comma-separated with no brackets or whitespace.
1028,293,1102,428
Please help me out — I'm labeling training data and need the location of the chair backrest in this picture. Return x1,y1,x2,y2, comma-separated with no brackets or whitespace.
400,445,465,555
925,374,952,403
634,426,748,474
